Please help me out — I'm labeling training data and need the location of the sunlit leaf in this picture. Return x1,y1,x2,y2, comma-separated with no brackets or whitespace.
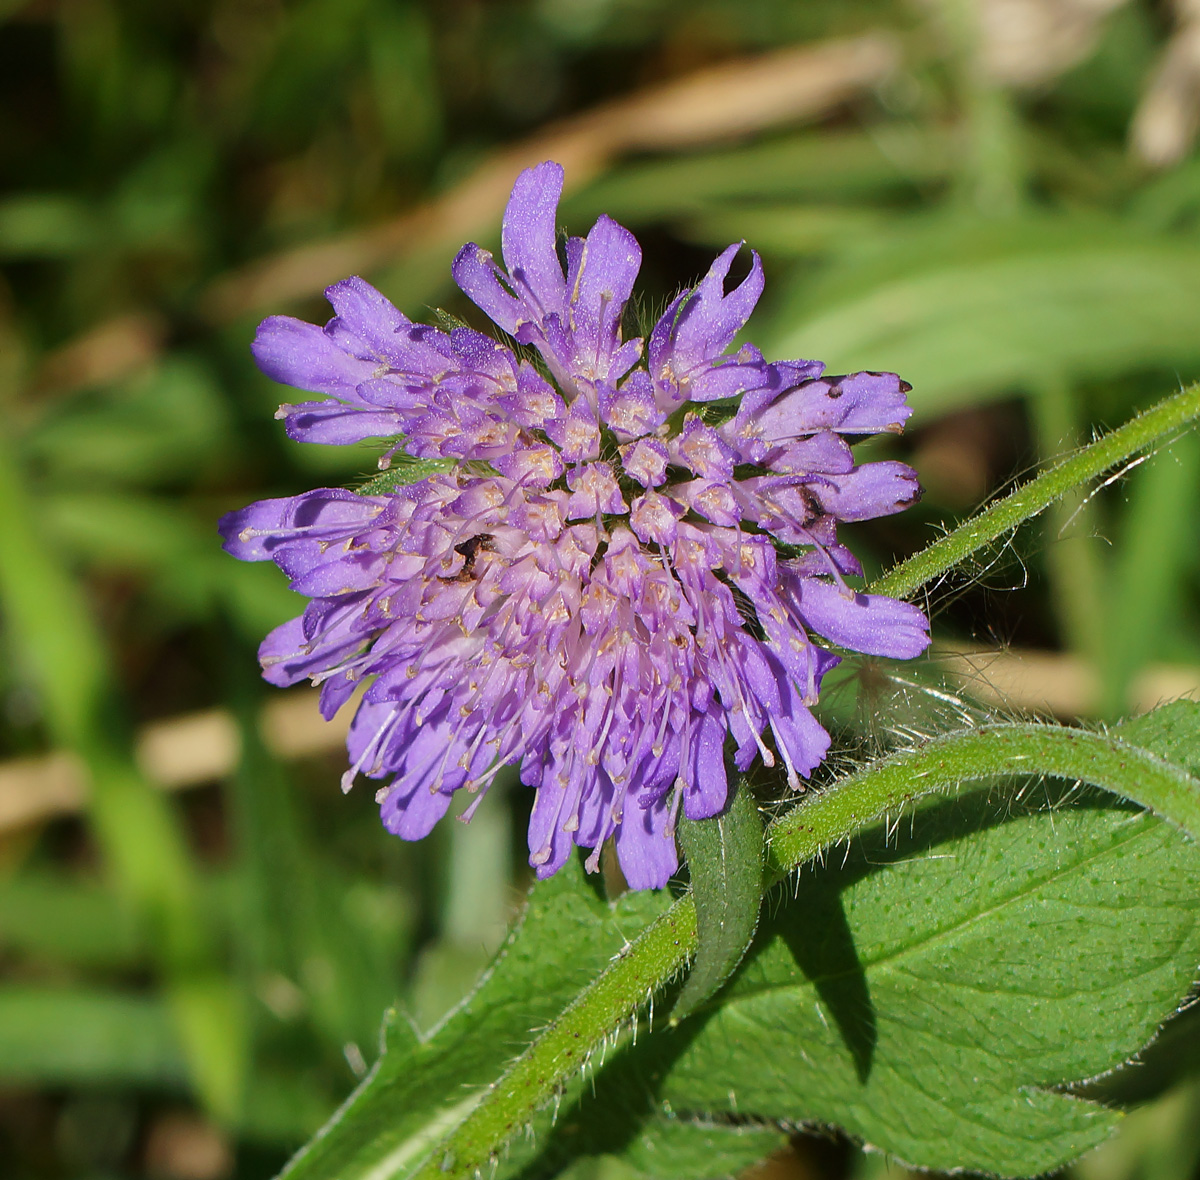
592,789,1200,1177
763,216,1200,416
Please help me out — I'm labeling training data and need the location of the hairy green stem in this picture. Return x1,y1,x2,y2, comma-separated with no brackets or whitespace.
408,900,697,1180
765,723,1200,872
871,381,1200,601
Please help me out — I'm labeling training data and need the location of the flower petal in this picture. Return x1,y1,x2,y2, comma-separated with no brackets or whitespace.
616,794,679,890
790,577,931,659
252,317,378,397
501,161,568,324
569,214,642,378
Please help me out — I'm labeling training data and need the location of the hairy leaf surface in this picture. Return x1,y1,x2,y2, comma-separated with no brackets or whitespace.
610,790,1200,1177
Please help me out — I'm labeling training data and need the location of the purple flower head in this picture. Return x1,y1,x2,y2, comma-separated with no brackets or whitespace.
220,161,929,890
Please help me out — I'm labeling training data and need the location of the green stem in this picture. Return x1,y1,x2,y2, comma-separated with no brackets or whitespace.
870,381,1200,600
765,723,1200,872
409,900,698,1180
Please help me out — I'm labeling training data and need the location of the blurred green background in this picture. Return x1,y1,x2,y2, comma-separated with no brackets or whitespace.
3,1,1200,1178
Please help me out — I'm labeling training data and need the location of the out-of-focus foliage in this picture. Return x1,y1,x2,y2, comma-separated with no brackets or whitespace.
3,1,1200,1178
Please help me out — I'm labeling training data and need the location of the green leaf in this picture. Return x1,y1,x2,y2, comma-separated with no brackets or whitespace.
0,194,100,257
0,987,185,1085
604,789,1200,1177
366,4,441,160
766,718,1200,869
0,433,247,1120
374,709,1200,1180
41,491,304,635
25,357,234,485
1028,374,1106,667
357,451,455,495
762,216,1200,417
673,781,764,1022
562,127,952,225
226,685,410,1058
1074,1077,1200,1180
280,856,670,1180
681,205,887,256
43,491,210,568
1113,700,1200,774
0,875,144,967
1099,435,1200,714
241,1069,340,1148
606,1120,785,1180
514,1111,786,1180
262,675,1200,1179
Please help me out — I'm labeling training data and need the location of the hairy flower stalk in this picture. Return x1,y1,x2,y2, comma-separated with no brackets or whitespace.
219,162,929,889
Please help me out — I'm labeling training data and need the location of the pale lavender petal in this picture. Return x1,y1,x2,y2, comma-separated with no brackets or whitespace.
657,244,763,373
682,707,728,821
544,396,600,462
790,577,931,659
252,317,378,397
452,243,521,335
599,377,662,441
223,157,930,890
218,497,295,561
750,370,913,440
324,276,414,362
685,354,771,403
647,291,688,381
290,552,388,597
621,438,669,487
528,771,583,879
257,613,367,688
616,795,679,890
673,416,736,481
608,337,644,382
767,430,855,476
804,461,922,521
219,489,384,561
768,691,830,781
381,776,454,840
501,161,568,321
672,479,741,527
280,401,404,444
570,214,641,375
